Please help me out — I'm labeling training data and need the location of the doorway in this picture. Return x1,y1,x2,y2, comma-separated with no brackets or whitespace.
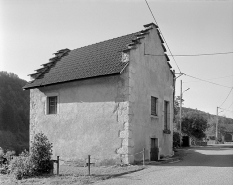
150,138,159,161
182,136,190,147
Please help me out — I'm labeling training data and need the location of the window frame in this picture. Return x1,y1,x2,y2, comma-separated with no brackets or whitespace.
48,96,57,114
151,96,158,117
45,93,59,115
164,100,170,130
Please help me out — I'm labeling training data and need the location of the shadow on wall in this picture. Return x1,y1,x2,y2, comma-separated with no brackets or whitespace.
38,75,126,104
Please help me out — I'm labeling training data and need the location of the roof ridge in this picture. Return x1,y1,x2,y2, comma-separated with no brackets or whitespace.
71,31,139,52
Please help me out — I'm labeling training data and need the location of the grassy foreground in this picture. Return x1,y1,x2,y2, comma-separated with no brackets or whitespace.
0,164,144,185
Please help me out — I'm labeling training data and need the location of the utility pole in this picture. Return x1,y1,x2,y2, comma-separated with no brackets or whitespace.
180,80,182,147
179,80,190,147
216,107,219,144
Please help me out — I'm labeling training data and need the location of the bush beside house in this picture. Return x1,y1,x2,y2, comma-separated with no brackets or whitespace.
1,132,53,180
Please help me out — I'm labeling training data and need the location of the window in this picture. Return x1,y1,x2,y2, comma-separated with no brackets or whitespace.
48,96,57,114
164,100,170,130
151,96,158,116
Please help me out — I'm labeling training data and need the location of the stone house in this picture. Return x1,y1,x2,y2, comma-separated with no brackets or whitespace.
23,23,175,164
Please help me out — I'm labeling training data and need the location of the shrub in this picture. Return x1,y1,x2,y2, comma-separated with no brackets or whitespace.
30,132,53,174
0,148,16,174
8,150,33,179
8,132,53,180
209,136,215,140
5,150,16,163
0,164,8,174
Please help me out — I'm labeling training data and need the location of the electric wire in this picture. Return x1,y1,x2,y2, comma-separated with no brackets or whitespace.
144,51,233,57
219,87,233,108
144,0,182,73
228,102,233,109
183,75,233,83
183,73,233,89
218,107,233,113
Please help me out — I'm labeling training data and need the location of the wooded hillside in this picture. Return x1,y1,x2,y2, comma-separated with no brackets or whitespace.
0,71,29,154
182,107,233,137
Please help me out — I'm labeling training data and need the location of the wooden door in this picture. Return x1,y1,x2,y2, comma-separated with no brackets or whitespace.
150,138,159,161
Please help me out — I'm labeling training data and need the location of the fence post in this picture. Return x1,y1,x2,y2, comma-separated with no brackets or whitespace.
57,156,59,175
88,155,91,176
143,148,145,166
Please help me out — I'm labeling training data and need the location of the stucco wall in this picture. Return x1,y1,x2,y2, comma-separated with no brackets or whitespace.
30,72,130,165
128,26,174,162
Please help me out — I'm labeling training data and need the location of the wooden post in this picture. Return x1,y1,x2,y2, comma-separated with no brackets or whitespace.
57,156,59,175
143,148,145,166
88,155,90,176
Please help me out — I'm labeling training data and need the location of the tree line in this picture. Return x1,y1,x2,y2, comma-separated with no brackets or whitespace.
174,96,233,143
0,71,29,154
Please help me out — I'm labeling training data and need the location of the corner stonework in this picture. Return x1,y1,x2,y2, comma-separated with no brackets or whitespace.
115,56,135,164
118,64,137,164
115,101,134,164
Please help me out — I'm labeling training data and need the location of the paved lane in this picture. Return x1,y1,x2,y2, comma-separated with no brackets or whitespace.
95,144,233,185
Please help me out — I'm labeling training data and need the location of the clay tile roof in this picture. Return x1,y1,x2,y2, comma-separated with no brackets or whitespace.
23,32,139,89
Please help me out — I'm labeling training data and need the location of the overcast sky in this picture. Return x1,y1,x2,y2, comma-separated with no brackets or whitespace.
1,0,233,118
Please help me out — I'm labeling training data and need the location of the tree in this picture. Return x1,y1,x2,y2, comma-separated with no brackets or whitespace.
182,111,208,140
174,96,180,117
173,94,233,142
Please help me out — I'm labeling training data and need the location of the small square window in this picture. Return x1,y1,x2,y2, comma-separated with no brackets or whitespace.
48,96,57,114
151,96,158,116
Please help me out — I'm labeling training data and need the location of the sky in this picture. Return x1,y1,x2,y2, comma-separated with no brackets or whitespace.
0,0,233,118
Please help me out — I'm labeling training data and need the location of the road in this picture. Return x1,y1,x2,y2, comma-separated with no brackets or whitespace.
95,144,233,185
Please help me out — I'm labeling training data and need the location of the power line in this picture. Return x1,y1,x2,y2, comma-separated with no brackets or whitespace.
144,0,182,74
228,102,233,109
218,107,233,113
183,75,233,83
184,73,233,89
219,87,233,107
144,0,158,25
171,51,233,56
146,51,233,57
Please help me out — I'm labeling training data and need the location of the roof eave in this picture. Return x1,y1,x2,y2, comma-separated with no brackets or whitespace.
23,72,122,90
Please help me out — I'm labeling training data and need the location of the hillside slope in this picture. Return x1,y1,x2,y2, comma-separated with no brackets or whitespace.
182,107,233,137
0,71,29,153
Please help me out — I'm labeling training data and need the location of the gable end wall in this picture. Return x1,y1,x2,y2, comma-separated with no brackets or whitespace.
128,26,174,162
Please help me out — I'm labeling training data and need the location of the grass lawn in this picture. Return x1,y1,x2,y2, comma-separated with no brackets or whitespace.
0,164,144,185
